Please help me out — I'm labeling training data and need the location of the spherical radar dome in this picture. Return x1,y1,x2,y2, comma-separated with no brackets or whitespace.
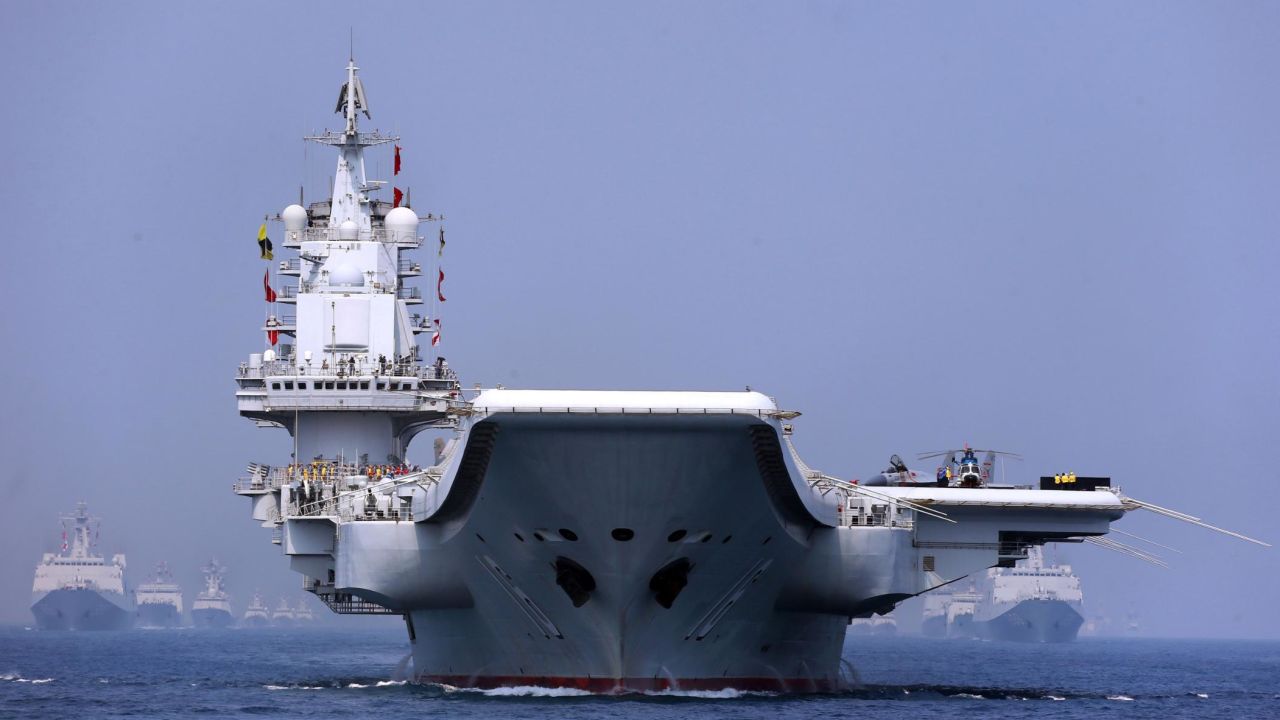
338,220,359,241
385,207,419,240
281,204,308,231
329,263,364,287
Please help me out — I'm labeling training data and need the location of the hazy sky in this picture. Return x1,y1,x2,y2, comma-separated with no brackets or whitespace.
1,1,1276,636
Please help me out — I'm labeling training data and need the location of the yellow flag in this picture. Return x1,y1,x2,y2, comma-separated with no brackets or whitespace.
257,223,273,260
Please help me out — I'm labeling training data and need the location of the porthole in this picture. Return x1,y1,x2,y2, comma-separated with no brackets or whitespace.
475,533,486,543
611,528,635,542
558,528,579,542
533,531,546,542
762,536,772,545
514,533,525,543
700,533,713,543
667,529,687,543
722,535,733,544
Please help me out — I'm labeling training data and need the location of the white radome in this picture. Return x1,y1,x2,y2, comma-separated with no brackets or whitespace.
338,219,359,240
329,263,364,287
385,206,419,243
282,204,308,231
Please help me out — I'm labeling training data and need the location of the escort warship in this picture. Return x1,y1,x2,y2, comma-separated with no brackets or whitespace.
191,559,234,628
135,562,184,628
30,503,134,631
242,592,270,627
232,60,1268,692
270,598,296,627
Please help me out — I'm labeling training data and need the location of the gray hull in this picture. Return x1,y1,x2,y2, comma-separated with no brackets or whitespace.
31,589,134,631
137,602,181,628
191,608,234,629
920,615,946,638
977,599,1083,643
368,415,851,692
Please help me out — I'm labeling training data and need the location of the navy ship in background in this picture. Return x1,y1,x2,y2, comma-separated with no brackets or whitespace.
31,504,134,631
191,560,234,628
974,546,1084,642
135,562,184,628
241,592,270,627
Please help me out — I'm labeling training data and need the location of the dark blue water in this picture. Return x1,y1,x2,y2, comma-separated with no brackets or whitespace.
1,626,1277,719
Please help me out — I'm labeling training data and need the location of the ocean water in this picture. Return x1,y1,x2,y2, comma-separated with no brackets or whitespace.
0,626,1276,719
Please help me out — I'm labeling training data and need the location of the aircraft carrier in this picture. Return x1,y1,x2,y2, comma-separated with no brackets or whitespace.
135,562,184,628
230,59,1266,692
974,546,1084,642
30,503,134,631
191,559,233,628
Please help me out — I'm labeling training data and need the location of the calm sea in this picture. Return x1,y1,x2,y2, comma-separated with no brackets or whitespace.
1,625,1276,719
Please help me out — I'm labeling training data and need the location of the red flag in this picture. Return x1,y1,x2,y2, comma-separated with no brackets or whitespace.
263,270,277,303
393,187,403,208
268,330,279,346
431,319,441,347
437,268,446,302
394,145,402,175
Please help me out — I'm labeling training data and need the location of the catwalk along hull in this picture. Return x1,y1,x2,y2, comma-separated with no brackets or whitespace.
30,589,134,631
977,599,1083,643
191,607,234,629
136,602,181,629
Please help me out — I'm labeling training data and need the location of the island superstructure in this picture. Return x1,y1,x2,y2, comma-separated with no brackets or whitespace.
31,503,133,631
191,559,233,628
135,562,184,628
231,59,1266,693
974,546,1084,642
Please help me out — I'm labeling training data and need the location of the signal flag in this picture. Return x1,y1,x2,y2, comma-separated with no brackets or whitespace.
257,222,273,260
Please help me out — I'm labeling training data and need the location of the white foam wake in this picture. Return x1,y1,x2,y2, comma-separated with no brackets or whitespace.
1106,694,1135,702
1,673,54,684
643,688,776,699
436,684,594,697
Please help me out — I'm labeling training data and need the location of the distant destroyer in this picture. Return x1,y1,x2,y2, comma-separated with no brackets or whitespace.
31,503,133,631
242,592,270,627
191,559,233,628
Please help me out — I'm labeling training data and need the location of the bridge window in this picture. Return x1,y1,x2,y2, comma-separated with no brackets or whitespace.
284,381,294,390
271,383,281,390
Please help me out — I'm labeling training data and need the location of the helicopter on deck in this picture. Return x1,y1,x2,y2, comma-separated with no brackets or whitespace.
918,445,1023,487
